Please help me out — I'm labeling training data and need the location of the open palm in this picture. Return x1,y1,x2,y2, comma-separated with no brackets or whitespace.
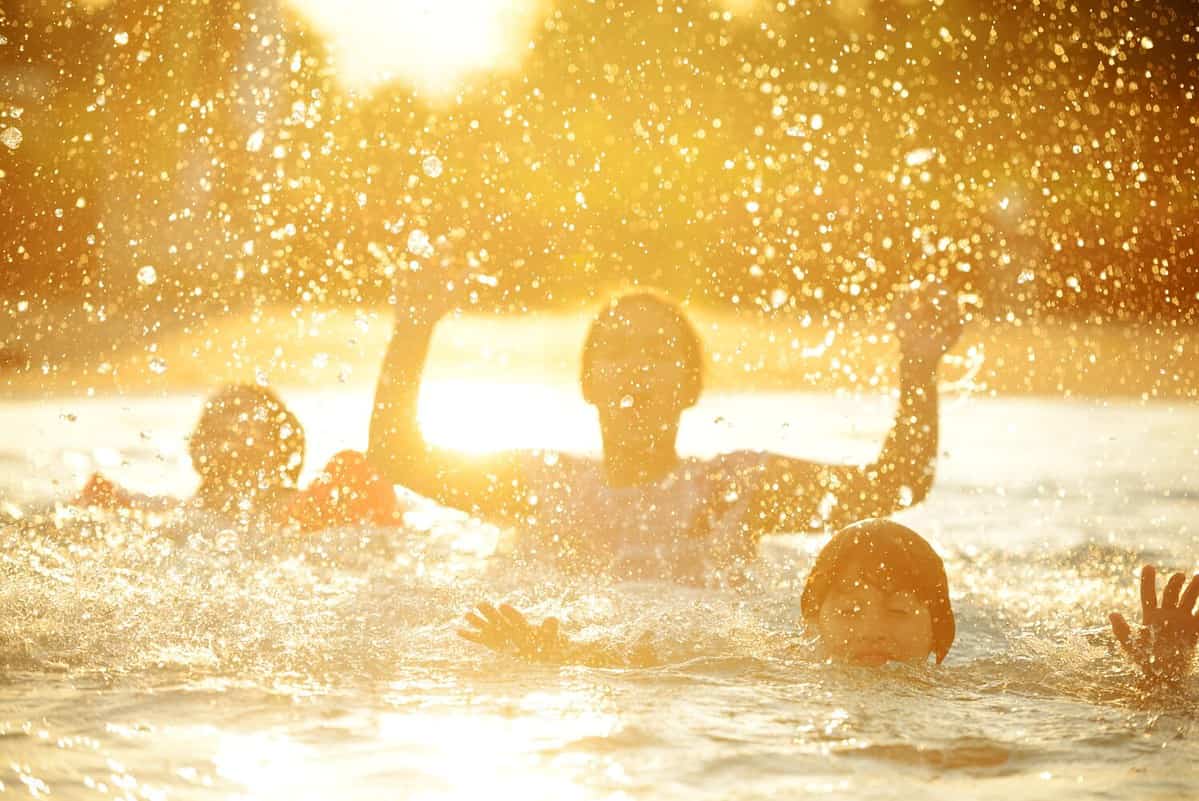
458,602,567,662
1110,565,1199,684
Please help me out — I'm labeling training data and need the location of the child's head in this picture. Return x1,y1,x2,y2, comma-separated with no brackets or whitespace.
801,519,955,666
188,384,305,496
580,291,703,439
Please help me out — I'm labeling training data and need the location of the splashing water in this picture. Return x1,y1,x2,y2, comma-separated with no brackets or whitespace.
0,126,22,150
407,229,434,258
422,155,444,178
1,389,1196,800
1,0,1197,796
137,266,158,287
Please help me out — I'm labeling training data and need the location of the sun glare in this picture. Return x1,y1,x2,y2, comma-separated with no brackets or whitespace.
287,0,546,96
418,379,597,455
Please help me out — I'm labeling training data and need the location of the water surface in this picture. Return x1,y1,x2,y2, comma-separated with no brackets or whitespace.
2,388,1197,799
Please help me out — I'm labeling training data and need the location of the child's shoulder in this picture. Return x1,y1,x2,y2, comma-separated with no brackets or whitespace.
74,472,179,513
515,449,600,482
283,450,404,531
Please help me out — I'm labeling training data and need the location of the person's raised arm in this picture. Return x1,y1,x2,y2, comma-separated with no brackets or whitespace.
367,257,527,525
739,286,963,535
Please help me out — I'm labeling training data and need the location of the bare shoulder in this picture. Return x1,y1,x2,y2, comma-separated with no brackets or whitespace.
516,449,601,483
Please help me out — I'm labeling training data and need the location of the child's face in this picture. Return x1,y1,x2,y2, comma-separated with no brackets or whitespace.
814,568,935,667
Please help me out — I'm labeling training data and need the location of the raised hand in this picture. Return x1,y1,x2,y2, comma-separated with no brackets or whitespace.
458,602,569,662
891,282,965,364
1110,565,1199,684
370,232,475,326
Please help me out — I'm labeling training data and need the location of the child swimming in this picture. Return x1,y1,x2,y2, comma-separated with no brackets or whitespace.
77,383,401,531
458,518,1198,685
369,265,965,584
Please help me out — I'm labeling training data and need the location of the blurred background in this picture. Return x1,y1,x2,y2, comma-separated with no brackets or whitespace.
1,0,1196,397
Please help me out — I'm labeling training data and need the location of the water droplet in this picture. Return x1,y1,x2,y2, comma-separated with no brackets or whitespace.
1,127,22,150
246,129,265,153
215,529,239,553
422,155,443,178
1140,36,1154,50
137,265,157,286
113,32,129,46
407,229,434,258
148,357,167,375
620,395,635,409
904,148,935,167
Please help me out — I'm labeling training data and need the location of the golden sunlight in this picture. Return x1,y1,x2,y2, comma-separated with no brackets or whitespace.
287,0,547,96
418,379,597,455
376,694,622,800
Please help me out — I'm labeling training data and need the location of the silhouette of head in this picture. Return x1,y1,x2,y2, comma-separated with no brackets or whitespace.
580,291,703,443
188,384,305,499
801,518,955,666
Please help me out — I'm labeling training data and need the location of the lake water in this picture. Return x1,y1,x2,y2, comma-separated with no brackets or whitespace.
1,386,1197,800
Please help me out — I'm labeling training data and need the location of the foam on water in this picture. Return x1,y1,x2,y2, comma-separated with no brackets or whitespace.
1,391,1197,799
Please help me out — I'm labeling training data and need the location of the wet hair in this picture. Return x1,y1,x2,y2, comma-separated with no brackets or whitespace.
579,290,704,407
188,384,305,486
800,518,956,664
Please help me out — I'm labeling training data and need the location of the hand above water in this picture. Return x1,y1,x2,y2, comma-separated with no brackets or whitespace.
1110,565,1199,685
373,231,475,326
891,282,965,365
458,602,570,663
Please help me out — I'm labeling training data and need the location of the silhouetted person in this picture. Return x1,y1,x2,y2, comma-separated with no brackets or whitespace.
369,270,962,584
188,384,306,518
79,384,399,530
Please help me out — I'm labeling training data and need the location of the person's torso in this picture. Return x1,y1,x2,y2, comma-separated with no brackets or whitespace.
514,451,766,585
